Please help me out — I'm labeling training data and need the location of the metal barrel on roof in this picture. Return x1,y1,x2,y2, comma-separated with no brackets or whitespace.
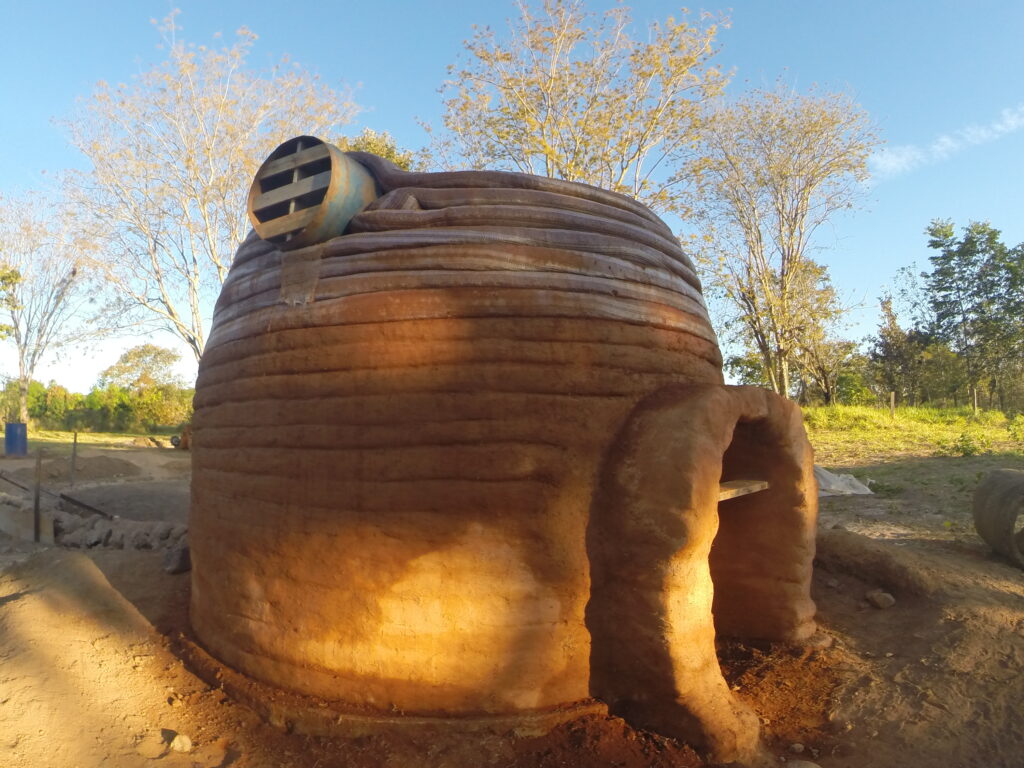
246,135,378,250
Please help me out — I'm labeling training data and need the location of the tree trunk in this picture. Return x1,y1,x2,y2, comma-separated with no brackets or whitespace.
17,378,28,424
780,357,791,400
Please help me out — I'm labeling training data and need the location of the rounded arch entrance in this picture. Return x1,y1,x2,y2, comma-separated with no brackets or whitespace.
585,384,817,764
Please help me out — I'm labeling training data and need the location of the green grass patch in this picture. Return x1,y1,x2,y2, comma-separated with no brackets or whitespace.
803,404,1021,466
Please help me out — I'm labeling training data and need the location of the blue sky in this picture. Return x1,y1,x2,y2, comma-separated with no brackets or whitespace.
2,0,1023,391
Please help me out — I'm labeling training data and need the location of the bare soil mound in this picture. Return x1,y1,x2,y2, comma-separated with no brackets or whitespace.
809,526,1024,768
0,550,210,768
10,455,141,484
66,480,190,524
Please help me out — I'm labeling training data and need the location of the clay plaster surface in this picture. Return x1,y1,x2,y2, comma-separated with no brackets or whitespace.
190,154,818,765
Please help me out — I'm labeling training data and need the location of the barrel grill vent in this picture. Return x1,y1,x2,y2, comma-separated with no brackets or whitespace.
248,137,333,246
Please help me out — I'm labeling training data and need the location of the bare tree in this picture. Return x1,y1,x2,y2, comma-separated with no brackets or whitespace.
0,194,102,421
65,13,360,360
691,85,879,397
434,0,727,213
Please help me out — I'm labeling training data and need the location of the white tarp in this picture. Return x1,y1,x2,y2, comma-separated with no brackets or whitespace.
814,465,873,497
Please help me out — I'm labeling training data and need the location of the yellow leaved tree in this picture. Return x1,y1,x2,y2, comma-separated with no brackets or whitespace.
65,13,360,361
690,86,880,398
434,0,727,214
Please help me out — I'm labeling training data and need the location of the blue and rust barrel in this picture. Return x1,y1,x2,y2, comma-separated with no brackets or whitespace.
247,135,378,250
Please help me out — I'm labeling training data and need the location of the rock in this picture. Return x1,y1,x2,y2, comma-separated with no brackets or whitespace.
135,732,168,759
59,527,86,548
803,631,834,650
54,511,82,537
789,742,805,753
85,524,110,548
128,525,152,550
866,589,896,609
785,762,823,768
826,577,839,589
192,737,230,767
152,521,174,543
169,732,192,752
164,543,191,574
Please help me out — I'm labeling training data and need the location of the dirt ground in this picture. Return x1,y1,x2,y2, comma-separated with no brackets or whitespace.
0,445,1022,768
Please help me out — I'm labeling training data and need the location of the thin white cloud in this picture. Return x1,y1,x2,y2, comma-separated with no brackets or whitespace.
871,103,1024,178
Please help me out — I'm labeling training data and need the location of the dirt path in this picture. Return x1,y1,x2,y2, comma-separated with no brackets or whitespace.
0,446,1022,767
810,527,1024,767
0,550,224,768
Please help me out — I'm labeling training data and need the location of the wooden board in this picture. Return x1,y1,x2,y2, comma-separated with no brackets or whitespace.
257,143,330,179
252,170,332,212
717,479,770,502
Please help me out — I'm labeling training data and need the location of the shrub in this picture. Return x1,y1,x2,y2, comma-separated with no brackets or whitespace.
940,431,990,457
1007,414,1024,444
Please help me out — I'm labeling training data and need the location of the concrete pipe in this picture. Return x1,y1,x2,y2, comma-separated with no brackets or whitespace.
973,469,1024,567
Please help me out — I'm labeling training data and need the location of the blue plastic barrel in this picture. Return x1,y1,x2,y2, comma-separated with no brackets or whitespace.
5,422,27,456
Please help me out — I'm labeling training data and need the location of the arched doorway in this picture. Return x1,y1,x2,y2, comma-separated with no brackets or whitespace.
586,384,817,764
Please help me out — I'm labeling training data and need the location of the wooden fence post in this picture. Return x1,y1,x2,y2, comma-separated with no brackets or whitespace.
33,451,42,543
70,431,78,487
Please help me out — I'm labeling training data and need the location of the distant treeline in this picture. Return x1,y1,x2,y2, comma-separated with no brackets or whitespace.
730,219,1024,414
2,379,193,434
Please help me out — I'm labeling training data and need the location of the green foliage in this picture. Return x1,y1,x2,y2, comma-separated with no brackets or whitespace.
71,382,193,433
924,219,1024,403
1006,414,1024,443
725,353,773,388
835,367,877,406
337,128,417,171
868,294,927,404
869,220,1024,412
940,432,991,457
0,265,20,339
99,344,183,390
1,379,41,423
694,87,878,399
3,370,192,434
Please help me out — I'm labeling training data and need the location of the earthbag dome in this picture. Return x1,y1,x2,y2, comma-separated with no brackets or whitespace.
190,139,819,765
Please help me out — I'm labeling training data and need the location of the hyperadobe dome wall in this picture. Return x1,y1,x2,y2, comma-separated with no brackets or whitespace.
190,149,817,765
